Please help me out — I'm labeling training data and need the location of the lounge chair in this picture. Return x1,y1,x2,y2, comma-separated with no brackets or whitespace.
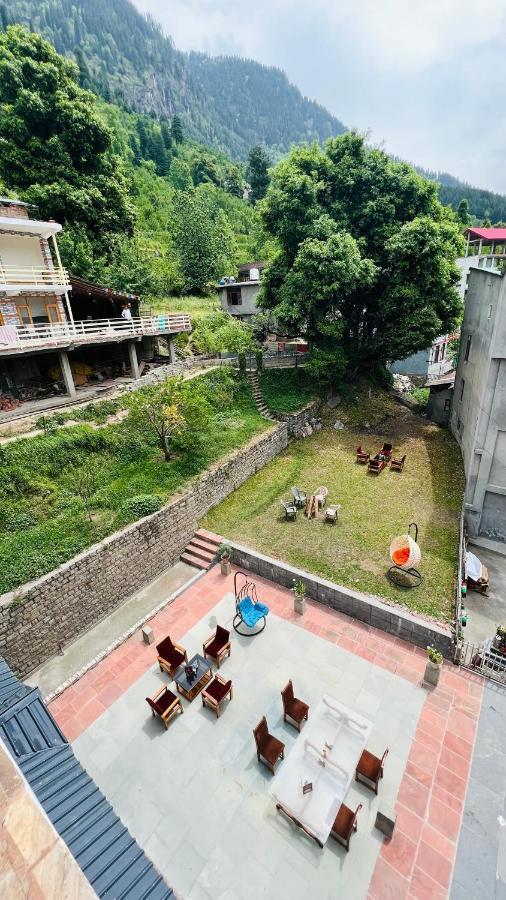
390,454,406,472
281,499,297,521
253,716,285,775
201,674,233,718
325,504,341,524
203,625,231,669
281,680,309,732
356,446,370,464
291,487,307,509
146,686,183,730
156,635,188,678
331,802,363,851
355,747,389,794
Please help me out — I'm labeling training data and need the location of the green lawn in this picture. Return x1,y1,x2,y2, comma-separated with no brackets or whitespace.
260,368,317,413
141,294,219,322
0,371,270,594
203,415,464,621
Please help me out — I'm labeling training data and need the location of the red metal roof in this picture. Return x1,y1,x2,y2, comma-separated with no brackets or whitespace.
467,227,506,241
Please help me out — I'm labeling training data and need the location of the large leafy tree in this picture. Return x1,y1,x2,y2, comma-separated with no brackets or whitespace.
0,26,134,244
247,145,270,203
260,133,464,381
171,186,235,293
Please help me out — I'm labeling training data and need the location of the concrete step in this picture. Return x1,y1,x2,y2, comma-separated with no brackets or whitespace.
180,551,208,570
189,536,219,557
185,542,215,564
194,528,222,547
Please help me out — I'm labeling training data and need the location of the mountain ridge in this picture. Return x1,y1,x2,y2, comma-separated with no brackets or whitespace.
1,0,505,218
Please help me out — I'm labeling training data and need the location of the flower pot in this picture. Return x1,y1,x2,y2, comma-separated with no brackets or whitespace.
294,596,306,616
220,559,231,576
424,659,442,687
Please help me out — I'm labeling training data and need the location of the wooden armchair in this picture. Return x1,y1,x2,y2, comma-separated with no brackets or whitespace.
390,454,406,472
368,455,386,475
355,747,389,794
156,635,188,678
201,674,233,718
281,680,309,732
203,625,231,669
146,686,183,730
253,716,285,775
331,802,363,851
381,443,393,461
356,446,370,464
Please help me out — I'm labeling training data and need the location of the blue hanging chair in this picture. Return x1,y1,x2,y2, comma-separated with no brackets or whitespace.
233,572,269,636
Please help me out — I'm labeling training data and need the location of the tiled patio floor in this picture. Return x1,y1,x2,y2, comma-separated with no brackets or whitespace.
48,566,484,899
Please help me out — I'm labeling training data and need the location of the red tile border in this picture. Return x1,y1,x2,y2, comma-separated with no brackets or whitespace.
46,562,484,899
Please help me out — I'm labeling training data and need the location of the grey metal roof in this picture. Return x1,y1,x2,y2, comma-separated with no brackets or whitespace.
0,658,172,900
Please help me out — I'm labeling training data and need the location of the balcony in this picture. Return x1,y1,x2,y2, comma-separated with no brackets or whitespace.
0,314,192,353
0,265,70,293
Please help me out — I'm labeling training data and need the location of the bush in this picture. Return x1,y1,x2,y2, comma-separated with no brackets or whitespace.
120,494,164,519
410,387,429,409
3,509,37,531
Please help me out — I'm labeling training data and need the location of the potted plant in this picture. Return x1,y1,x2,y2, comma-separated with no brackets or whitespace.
494,625,506,653
292,578,307,615
424,645,443,686
217,543,232,576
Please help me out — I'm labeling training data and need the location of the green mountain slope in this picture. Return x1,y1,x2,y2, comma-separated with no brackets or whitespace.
1,0,504,218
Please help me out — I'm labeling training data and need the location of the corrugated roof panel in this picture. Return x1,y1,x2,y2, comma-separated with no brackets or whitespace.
0,658,173,900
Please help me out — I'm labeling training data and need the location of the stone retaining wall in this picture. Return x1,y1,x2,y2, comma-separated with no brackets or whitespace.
230,542,453,658
0,421,294,677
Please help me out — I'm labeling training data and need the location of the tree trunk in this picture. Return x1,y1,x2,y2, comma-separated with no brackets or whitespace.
162,434,172,462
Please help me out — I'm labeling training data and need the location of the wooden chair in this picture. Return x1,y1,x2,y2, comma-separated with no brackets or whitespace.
381,443,393,461
390,454,406,472
156,635,188,678
146,686,183,730
356,446,370,464
281,680,309,732
325,504,341,524
203,625,231,669
201,674,233,718
253,716,285,775
368,455,386,475
355,748,389,794
281,499,297,521
331,802,363,851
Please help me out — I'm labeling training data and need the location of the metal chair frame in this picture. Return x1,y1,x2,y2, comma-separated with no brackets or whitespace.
233,571,268,636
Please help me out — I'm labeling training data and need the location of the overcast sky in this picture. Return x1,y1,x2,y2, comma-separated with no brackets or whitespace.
133,0,506,194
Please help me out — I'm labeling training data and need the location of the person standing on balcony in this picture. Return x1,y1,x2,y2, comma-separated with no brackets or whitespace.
121,303,132,320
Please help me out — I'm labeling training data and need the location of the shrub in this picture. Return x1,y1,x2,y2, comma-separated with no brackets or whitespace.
4,510,37,531
120,494,164,519
410,387,429,409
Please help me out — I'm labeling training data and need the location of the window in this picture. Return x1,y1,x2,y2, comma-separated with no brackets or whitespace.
460,379,465,401
441,343,446,360
16,304,33,326
227,286,242,306
434,345,440,362
464,334,472,362
444,398,451,411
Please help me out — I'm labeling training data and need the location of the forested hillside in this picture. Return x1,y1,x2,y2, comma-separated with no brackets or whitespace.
0,0,344,159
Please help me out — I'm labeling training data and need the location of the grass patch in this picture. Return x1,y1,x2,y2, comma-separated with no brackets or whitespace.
203,414,464,621
141,294,219,322
0,371,269,594
260,368,317,413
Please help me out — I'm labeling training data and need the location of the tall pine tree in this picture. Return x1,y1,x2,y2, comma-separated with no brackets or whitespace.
247,145,270,203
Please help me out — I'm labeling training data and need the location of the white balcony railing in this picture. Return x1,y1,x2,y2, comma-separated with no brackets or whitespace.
0,314,192,351
0,265,70,288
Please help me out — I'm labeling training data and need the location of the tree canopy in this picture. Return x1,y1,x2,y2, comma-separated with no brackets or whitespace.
259,133,464,381
0,26,134,244
247,146,270,203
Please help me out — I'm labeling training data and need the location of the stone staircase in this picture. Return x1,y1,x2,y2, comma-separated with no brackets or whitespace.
180,528,222,570
247,372,277,421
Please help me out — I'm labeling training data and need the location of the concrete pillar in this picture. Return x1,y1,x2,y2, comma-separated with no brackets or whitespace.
167,335,177,364
58,350,76,398
128,340,140,380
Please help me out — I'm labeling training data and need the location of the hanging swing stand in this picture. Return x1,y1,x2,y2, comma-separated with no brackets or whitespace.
387,523,423,589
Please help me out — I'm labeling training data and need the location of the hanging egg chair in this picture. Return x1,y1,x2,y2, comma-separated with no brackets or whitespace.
387,523,422,588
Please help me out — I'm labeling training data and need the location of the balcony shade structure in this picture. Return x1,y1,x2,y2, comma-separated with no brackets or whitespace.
0,657,173,899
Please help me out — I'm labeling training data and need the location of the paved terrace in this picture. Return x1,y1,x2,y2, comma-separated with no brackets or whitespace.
46,566,489,899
